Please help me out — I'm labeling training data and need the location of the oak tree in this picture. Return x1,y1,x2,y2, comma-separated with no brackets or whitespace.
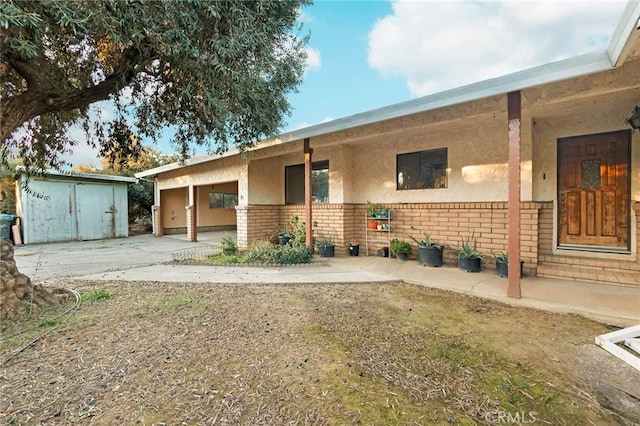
1,0,310,170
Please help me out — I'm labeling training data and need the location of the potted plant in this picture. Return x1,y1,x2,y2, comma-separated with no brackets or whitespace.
366,201,380,229
348,239,359,256
495,251,508,278
409,234,443,267
273,223,291,245
390,238,412,261
456,233,482,272
494,251,524,278
317,236,335,257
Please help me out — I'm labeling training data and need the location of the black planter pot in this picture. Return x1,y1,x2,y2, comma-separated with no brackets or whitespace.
278,235,291,245
418,246,443,267
458,256,481,273
496,260,508,278
496,260,525,278
396,252,408,261
377,247,390,257
319,245,335,257
349,244,359,256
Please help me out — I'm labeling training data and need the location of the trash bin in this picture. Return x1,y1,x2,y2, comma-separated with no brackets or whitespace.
0,214,18,242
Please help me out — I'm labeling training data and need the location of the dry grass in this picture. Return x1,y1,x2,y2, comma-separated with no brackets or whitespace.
0,281,632,425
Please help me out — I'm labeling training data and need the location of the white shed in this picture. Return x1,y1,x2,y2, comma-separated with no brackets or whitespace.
15,171,136,244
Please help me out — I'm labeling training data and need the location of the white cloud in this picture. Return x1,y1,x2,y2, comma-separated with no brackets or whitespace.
368,0,628,97
305,47,322,72
298,9,314,25
292,116,333,131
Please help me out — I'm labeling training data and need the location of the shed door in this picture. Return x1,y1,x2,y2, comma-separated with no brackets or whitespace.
76,184,116,240
557,130,630,252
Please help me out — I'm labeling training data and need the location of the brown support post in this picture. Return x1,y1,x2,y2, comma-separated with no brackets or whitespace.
187,184,198,242
304,138,313,248
507,91,522,298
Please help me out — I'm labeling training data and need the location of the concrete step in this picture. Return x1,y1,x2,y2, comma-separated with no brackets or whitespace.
537,262,640,286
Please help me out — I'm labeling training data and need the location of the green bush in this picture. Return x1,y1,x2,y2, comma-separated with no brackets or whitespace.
271,244,313,264
244,240,313,265
219,234,238,255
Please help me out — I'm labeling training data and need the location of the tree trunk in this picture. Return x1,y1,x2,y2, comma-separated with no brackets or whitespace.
0,240,71,322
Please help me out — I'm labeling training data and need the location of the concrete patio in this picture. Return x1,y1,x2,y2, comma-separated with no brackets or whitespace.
12,232,640,327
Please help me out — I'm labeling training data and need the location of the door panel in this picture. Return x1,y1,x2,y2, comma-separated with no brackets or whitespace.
557,130,630,250
76,184,116,240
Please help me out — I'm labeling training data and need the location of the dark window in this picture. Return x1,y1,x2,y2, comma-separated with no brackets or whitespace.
285,160,329,204
397,148,447,190
209,193,238,209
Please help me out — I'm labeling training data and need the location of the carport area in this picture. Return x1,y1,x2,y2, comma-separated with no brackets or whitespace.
156,181,239,242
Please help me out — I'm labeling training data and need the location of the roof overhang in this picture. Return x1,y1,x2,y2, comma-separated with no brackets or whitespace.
138,0,640,178
18,168,137,184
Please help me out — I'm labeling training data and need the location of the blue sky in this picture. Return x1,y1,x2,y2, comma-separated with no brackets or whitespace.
68,0,631,167
285,0,408,130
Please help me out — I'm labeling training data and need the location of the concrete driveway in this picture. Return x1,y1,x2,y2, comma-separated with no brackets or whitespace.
12,233,391,284
12,233,640,327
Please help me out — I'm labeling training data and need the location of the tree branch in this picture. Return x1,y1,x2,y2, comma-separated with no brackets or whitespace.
5,54,44,91
1,46,151,142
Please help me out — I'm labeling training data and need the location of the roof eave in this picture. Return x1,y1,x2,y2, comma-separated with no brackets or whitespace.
18,167,137,183
276,50,613,144
607,0,640,65
138,3,640,177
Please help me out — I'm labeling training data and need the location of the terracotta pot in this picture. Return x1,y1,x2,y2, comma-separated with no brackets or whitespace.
368,220,378,230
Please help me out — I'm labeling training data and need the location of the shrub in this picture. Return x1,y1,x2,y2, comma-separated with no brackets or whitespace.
390,239,412,255
220,234,238,255
271,244,313,264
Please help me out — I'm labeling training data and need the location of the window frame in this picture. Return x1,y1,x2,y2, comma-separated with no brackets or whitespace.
396,148,448,190
208,192,238,209
285,160,329,204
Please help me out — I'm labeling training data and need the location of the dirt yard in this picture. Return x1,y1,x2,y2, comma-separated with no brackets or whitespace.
1,281,638,425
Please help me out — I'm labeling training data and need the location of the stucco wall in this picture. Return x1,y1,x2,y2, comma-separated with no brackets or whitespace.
532,108,640,202
156,156,249,206
348,115,509,204
197,181,237,227
247,148,340,204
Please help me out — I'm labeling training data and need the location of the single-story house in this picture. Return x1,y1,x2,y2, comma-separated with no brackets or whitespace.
137,3,640,295
15,170,136,244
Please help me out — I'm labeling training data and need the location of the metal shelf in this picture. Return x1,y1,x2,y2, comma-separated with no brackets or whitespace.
365,209,392,257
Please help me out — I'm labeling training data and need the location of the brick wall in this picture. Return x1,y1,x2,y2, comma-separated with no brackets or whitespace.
236,205,281,249
240,201,640,284
537,203,640,285
185,205,196,242
152,205,163,237
363,202,541,273
241,202,541,273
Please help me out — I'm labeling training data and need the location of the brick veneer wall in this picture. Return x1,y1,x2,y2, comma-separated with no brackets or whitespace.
537,202,640,284
241,202,541,274
152,205,163,237
355,202,541,274
185,205,196,242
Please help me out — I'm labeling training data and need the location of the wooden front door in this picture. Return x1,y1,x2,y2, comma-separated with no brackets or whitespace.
557,130,630,251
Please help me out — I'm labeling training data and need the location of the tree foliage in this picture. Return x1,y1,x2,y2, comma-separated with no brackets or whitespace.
1,0,310,170
73,143,177,222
